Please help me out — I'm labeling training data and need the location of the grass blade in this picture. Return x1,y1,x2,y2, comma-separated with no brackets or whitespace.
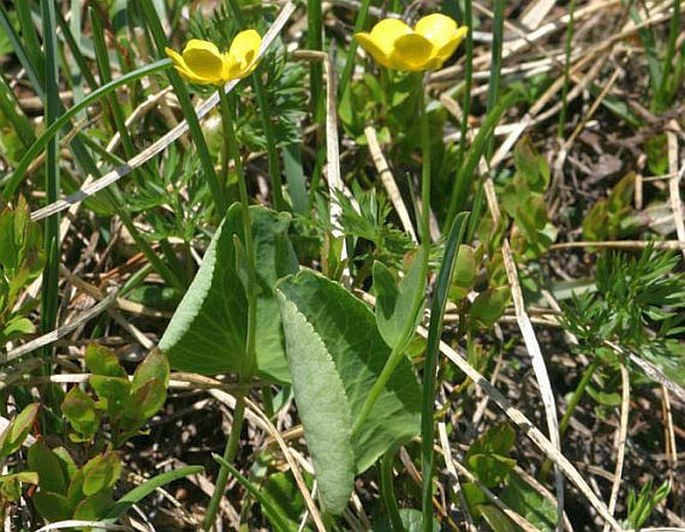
421,212,469,532
3,59,171,196
40,0,61,349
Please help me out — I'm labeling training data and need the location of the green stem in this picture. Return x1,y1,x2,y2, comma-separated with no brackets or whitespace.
418,79,431,247
380,449,405,532
353,77,431,436
218,88,258,381
202,392,247,530
656,0,680,111
559,359,600,437
456,0,473,171
140,0,227,214
540,358,600,480
338,0,373,100
224,0,285,211
485,0,505,160
251,77,285,211
307,0,324,122
353,341,408,436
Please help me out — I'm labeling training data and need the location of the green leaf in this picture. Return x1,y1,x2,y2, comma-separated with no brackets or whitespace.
2,316,35,340
73,488,114,520
276,291,355,514
470,287,510,329
89,375,131,417
373,248,426,349
32,491,72,522
52,446,78,483
466,424,517,487
28,441,67,495
500,473,557,531
0,471,38,502
478,504,517,532
61,387,100,437
0,402,39,459
260,472,306,531
131,348,169,392
159,204,297,382
375,508,441,532
103,465,203,522
82,451,121,496
85,342,127,378
514,135,549,193
276,270,421,474
451,245,476,300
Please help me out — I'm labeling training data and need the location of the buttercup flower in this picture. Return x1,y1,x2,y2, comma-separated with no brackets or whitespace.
355,14,468,71
165,30,262,85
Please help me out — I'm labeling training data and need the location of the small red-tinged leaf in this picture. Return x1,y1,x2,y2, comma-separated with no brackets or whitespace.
82,451,121,496
122,379,166,429
0,471,38,502
131,349,169,392
85,343,127,378
61,387,100,437
0,403,39,459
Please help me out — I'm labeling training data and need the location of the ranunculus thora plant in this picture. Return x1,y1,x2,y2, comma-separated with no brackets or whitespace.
355,14,468,71
166,28,262,529
353,13,469,531
164,30,261,85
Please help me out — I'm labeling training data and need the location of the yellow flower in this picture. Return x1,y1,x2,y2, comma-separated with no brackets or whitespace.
165,30,262,85
355,14,468,71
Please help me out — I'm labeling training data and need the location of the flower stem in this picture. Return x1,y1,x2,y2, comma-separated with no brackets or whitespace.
351,75,431,437
201,88,259,530
352,341,406,436
202,391,247,530
418,77,431,248
223,0,285,211
217,87,258,380
338,0,372,99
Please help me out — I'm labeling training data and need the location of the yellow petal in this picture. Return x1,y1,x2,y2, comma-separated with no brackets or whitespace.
355,32,392,68
226,29,261,79
356,18,412,69
433,26,469,64
165,46,214,84
182,39,226,83
414,14,458,47
393,33,434,71
415,14,468,69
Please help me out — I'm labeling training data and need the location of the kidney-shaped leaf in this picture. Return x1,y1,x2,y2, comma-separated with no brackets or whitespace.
159,204,296,383
276,270,421,474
